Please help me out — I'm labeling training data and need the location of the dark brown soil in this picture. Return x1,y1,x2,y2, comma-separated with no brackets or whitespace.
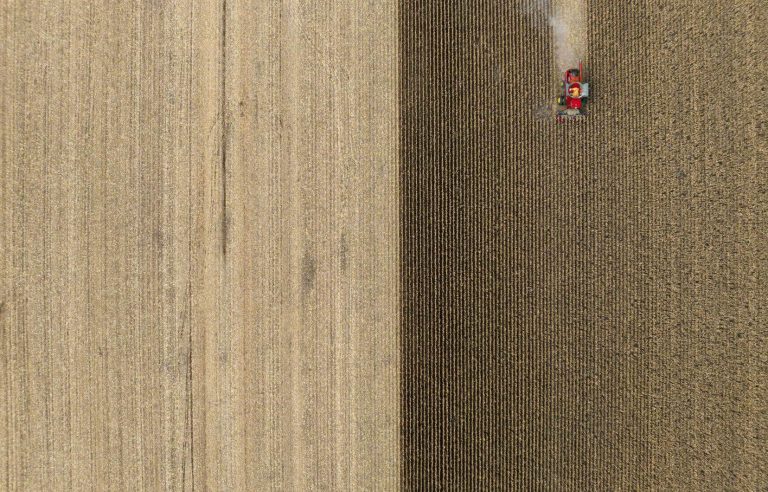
401,1,767,488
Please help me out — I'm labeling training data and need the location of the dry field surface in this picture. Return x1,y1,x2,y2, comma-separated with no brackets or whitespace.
1,1,398,490
402,0,767,489
2,0,767,490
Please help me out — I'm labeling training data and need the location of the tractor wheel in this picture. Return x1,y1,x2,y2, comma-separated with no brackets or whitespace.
568,69,579,78
556,96,566,106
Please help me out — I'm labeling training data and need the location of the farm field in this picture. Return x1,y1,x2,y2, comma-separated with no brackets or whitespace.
1,1,398,490
402,0,767,489
1,0,766,489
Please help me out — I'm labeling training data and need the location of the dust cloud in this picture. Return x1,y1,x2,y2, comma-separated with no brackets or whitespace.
524,0,588,73
549,0,587,72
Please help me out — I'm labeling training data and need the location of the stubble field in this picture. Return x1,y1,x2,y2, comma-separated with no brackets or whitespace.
1,0,766,489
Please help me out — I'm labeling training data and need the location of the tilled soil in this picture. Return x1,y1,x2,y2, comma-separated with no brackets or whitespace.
1,0,766,489
401,0,767,488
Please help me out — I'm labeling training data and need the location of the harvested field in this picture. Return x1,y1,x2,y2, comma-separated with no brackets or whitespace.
1,0,766,489
1,1,398,490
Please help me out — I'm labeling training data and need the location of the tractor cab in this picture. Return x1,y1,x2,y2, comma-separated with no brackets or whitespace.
556,62,590,120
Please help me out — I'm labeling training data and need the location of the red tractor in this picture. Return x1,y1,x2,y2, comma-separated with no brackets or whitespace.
556,62,590,120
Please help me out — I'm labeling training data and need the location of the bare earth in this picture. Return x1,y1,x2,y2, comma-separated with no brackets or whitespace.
401,0,767,489
1,0,766,489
